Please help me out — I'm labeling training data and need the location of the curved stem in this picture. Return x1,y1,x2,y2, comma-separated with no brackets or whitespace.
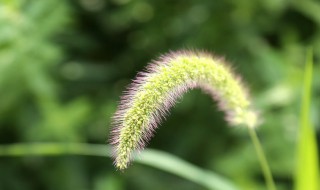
248,128,277,190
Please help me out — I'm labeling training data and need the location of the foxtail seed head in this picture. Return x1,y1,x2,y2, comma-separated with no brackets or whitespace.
110,50,258,170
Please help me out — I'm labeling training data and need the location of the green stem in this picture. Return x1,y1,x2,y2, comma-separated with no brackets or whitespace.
248,128,277,190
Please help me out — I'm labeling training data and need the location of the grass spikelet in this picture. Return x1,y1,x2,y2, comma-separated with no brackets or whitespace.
110,50,258,170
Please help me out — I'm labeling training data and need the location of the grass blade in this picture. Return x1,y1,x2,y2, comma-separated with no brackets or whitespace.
0,143,238,190
295,48,319,190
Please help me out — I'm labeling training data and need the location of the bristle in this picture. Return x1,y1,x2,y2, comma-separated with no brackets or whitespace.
109,50,258,170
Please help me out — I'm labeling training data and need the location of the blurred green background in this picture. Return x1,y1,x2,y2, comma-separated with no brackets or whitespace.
0,0,319,190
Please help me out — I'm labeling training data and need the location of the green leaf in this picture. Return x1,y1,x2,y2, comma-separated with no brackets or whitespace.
0,143,238,190
295,48,319,190
137,149,239,190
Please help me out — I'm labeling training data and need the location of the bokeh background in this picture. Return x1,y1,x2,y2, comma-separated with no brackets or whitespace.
0,0,319,190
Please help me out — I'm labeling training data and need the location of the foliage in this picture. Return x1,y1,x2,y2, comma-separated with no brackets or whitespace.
0,0,319,190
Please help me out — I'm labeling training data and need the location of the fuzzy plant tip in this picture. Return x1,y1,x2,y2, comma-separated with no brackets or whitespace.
110,50,258,170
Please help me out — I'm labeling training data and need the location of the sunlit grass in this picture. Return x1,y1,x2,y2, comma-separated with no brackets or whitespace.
294,48,319,190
